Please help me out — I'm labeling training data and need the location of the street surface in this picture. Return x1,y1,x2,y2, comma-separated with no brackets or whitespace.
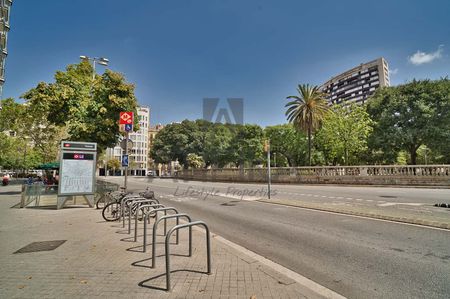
108,177,450,299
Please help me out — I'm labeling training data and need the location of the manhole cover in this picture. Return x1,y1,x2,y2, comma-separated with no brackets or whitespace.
379,195,397,198
14,240,66,254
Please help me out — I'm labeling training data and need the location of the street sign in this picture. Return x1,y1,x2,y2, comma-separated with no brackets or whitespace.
122,154,129,167
120,139,133,151
120,112,134,124
125,124,133,132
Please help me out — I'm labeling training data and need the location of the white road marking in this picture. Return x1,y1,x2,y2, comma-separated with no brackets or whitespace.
378,202,426,207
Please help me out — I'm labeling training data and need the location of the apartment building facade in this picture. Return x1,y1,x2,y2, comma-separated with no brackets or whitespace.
0,0,12,98
320,57,390,105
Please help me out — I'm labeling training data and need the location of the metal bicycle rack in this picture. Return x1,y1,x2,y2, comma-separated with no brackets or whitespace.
151,213,192,268
134,203,165,241
121,195,144,227
123,197,146,229
128,199,160,234
142,207,179,252
164,221,212,291
100,189,212,293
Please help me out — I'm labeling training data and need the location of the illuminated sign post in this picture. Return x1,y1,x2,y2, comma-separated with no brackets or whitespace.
57,141,97,209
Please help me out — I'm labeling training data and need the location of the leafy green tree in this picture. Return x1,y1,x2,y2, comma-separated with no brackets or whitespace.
107,159,121,170
264,124,308,166
150,120,208,168
285,84,328,165
21,61,139,152
229,124,264,167
367,79,450,164
0,134,43,170
0,98,64,163
186,153,205,169
315,104,373,165
203,124,233,167
0,98,24,132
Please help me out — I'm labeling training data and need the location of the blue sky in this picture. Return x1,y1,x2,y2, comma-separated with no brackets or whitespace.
4,0,450,126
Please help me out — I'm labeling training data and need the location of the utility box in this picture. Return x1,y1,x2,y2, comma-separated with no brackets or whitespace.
57,141,97,209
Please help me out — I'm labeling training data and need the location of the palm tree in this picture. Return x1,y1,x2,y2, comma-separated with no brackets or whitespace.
285,84,328,165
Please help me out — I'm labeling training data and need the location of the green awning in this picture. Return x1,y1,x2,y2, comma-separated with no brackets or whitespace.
37,162,60,170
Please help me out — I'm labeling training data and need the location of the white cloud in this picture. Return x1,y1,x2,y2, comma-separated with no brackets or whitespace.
389,68,398,75
408,45,444,65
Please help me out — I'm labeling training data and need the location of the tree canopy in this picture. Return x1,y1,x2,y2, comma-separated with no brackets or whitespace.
315,104,373,165
21,61,139,152
264,124,308,166
367,78,450,164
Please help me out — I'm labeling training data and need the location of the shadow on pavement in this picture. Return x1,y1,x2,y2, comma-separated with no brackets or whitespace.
0,191,21,195
132,253,190,269
138,269,208,291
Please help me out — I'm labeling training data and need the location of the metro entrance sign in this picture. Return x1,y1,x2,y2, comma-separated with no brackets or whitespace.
120,111,133,124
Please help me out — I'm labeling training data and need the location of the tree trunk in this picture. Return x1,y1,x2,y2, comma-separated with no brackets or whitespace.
410,145,418,165
344,148,349,166
307,126,312,166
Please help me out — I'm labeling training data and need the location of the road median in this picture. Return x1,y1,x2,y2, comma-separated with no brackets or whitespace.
258,198,450,230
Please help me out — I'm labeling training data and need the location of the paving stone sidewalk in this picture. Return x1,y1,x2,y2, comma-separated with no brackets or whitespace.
0,185,321,299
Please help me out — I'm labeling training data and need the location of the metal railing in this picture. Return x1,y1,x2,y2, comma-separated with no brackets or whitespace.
20,184,58,208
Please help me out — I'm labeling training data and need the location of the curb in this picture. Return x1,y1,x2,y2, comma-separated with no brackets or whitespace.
187,223,346,299
257,199,450,230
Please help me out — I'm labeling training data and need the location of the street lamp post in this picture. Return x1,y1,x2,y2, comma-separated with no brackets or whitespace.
79,56,109,80
79,55,109,179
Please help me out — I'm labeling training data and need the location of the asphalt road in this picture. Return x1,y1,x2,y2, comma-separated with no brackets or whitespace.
109,177,450,298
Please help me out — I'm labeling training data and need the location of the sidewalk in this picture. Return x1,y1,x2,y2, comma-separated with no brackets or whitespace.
0,185,328,299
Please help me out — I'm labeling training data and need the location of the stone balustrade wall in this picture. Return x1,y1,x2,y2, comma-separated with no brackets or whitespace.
176,165,450,187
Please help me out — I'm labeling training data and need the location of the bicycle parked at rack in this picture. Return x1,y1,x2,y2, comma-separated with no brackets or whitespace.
101,188,156,222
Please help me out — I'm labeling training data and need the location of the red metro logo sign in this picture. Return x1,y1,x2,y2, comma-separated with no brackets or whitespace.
119,112,134,125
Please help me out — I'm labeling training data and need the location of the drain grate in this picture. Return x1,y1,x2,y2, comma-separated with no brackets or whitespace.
379,195,397,198
14,240,66,254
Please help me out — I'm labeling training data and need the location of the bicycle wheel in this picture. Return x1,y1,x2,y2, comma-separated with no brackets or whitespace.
102,202,121,221
96,192,111,209
96,194,106,209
